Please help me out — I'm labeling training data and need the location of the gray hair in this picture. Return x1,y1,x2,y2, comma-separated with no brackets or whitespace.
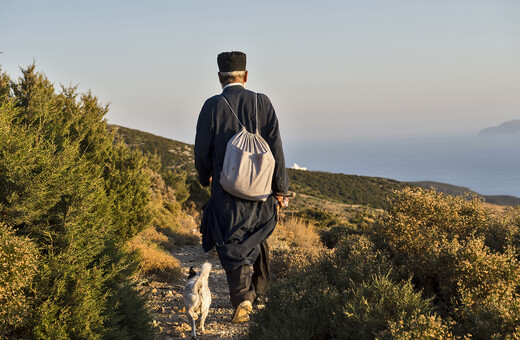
218,71,247,78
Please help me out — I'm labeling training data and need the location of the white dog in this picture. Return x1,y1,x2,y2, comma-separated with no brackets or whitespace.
183,262,212,338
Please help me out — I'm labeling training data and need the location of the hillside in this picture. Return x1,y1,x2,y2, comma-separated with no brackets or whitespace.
288,169,408,209
410,181,520,206
111,125,520,209
111,125,195,174
110,125,410,210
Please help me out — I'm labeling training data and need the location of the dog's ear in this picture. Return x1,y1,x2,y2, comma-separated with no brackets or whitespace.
188,266,197,279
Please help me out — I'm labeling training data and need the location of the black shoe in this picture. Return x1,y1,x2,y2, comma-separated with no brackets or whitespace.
253,295,268,309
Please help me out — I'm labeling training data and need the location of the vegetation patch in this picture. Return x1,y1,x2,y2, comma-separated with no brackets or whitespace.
249,188,520,339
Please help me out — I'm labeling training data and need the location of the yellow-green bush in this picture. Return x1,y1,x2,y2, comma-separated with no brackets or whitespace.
452,238,520,338
373,188,488,266
0,223,38,336
373,188,520,338
383,315,457,339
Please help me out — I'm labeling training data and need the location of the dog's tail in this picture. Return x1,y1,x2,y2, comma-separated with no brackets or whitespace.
194,262,212,292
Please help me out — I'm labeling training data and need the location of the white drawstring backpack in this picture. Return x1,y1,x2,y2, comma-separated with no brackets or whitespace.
219,94,275,201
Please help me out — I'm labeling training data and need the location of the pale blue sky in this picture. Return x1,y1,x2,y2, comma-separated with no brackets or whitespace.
1,0,519,145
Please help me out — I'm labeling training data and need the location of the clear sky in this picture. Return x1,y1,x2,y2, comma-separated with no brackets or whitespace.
1,0,519,145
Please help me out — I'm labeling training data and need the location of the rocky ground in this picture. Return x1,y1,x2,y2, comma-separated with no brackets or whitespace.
144,244,252,339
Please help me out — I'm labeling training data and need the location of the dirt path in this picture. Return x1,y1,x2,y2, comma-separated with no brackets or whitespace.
146,244,251,339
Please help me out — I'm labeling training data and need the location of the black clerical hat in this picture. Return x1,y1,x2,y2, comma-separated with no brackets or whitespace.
217,51,247,72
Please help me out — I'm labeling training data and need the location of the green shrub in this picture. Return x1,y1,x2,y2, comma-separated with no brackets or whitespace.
294,207,359,248
348,207,381,232
319,225,350,248
373,188,488,257
248,235,443,339
147,169,199,247
186,174,211,210
340,274,438,339
160,169,190,205
104,141,153,243
0,65,155,339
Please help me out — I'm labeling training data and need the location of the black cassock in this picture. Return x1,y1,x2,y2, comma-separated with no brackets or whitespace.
194,85,289,272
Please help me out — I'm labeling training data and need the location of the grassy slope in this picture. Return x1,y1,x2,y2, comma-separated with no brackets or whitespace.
288,169,409,209
110,125,407,210
111,125,195,174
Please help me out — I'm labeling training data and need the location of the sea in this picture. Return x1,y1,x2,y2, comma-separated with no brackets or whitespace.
285,134,520,198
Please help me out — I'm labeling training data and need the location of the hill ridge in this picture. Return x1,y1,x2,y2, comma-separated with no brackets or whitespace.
479,119,520,136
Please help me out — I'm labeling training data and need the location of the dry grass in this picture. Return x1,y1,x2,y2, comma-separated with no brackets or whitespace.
128,169,201,282
484,202,509,214
272,217,322,250
270,217,327,280
128,233,182,282
128,208,200,282
140,226,169,244
155,212,200,248
130,169,200,281
148,170,200,249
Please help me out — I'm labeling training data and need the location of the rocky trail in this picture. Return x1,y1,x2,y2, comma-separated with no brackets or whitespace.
144,244,251,339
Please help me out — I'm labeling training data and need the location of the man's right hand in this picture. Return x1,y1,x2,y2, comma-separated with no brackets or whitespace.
274,195,289,208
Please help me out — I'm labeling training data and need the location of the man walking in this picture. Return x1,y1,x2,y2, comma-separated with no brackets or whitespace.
195,51,289,322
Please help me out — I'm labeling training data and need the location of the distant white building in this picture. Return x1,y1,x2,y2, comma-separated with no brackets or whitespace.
291,163,307,171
